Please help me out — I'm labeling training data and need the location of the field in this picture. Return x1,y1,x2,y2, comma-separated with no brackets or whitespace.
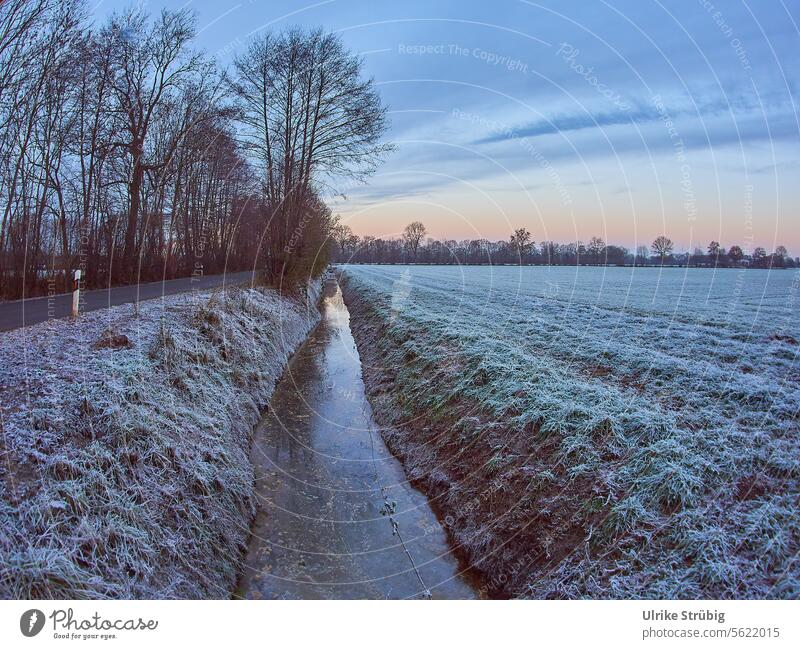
339,264,800,598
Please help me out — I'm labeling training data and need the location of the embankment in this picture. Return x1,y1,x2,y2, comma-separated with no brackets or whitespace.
339,270,800,599
339,273,527,598
0,280,320,598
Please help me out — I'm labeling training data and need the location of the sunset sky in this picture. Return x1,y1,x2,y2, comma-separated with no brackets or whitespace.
93,1,800,254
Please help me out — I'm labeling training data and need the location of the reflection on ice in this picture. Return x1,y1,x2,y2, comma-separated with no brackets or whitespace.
236,277,477,600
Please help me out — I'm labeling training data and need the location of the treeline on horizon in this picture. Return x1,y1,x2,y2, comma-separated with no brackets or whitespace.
0,1,388,299
333,222,797,268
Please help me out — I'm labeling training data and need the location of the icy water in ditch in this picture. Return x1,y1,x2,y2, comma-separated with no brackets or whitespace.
236,277,477,599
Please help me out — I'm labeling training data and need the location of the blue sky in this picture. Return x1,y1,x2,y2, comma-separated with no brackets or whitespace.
91,1,800,253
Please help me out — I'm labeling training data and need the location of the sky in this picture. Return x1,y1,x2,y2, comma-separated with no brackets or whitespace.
90,1,800,254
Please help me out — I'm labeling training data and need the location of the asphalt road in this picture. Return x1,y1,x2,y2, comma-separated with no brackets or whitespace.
0,271,257,332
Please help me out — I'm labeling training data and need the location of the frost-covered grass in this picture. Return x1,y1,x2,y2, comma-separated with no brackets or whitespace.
0,281,320,599
340,264,799,598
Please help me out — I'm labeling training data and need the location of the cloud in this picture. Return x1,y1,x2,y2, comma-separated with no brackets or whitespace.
472,87,795,144
475,106,660,143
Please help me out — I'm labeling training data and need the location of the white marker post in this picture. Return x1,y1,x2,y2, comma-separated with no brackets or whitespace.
71,269,82,317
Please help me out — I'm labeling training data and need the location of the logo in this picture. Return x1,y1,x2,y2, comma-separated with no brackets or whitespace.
20,609,45,637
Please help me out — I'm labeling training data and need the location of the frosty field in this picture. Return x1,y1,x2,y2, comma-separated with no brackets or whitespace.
339,265,800,598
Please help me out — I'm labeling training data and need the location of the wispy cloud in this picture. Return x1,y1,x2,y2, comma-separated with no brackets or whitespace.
475,106,658,143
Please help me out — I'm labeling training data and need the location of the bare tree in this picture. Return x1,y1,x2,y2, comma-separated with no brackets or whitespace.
104,9,210,279
587,236,606,263
0,4,274,298
231,28,391,282
651,235,674,263
0,0,84,296
403,221,426,261
510,227,532,261
331,222,353,259
0,11,392,298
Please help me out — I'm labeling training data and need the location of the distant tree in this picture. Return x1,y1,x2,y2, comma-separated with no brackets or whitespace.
360,235,375,260
772,245,788,268
403,221,426,261
332,223,353,258
540,241,559,264
320,233,795,269
561,242,578,265
587,236,606,263
707,241,723,267
605,245,627,266
346,234,361,257
651,236,674,263
510,227,533,261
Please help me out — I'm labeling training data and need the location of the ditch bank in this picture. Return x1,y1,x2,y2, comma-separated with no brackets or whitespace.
0,279,321,598
338,272,530,598
236,277,477,599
